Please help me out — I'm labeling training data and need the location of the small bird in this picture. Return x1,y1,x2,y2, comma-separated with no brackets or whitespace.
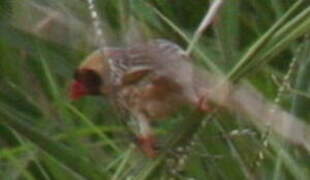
70,39,215,157
69,39,310,157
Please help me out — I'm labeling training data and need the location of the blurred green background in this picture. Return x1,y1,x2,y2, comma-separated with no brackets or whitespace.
0,0,309,179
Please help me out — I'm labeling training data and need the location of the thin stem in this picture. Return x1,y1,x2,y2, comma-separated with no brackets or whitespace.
86,0,106,48
186,0,224,55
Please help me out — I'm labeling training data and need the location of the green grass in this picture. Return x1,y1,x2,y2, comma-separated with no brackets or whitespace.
0,0,309,179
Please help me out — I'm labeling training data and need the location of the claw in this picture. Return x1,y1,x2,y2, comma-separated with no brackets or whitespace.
135,135,158,158
197,96,213,112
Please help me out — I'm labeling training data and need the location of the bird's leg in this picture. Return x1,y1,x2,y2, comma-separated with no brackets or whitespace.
195,91,214,112
134,112,158,158
195,79,232,112
197,96,213,112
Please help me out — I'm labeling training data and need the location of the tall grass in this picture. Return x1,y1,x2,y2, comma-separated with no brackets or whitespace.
0,0,309,179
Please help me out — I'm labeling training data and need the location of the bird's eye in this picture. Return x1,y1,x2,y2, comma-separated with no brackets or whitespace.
84,71,101,86
81,69,102,95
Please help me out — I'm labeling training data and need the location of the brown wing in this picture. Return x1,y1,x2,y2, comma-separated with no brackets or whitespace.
145,40,202,104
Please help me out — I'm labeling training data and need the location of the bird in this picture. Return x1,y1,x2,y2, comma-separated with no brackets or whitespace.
69,39,310,157
69,39,217,157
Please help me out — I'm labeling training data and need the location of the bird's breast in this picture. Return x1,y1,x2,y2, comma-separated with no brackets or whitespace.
117,80,189,121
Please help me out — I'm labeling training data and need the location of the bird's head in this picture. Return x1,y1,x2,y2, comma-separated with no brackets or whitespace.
69,49,107,100
69,43,154,100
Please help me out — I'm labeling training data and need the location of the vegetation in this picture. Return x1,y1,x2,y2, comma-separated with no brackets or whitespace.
0,0,309,179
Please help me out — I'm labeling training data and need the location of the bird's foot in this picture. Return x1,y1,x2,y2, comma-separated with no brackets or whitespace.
135,135,159,158
197,96,213,112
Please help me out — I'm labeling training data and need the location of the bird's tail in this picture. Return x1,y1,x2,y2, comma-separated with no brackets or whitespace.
196,71,310,152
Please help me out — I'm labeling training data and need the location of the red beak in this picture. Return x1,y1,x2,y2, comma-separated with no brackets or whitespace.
69,81,88,100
